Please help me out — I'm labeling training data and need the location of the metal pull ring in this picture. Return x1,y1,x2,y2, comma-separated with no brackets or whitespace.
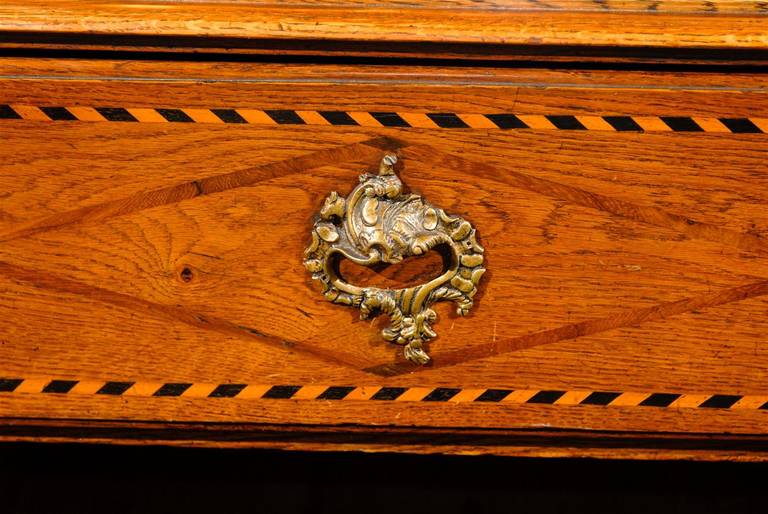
304,154,485,365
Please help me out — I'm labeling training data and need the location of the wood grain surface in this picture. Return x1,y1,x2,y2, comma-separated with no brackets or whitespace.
2,1,768,50
1,57,768,458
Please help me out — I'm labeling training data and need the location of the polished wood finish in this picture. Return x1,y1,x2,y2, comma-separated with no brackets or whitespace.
2,4,768,459
2,1,768,50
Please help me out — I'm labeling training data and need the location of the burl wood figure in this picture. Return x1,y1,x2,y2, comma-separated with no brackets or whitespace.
1,0,768,460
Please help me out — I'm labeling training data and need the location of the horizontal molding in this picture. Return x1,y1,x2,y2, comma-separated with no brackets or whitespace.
1,3,768,51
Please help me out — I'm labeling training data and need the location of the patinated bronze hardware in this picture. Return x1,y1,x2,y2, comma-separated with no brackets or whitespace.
304,154,485,364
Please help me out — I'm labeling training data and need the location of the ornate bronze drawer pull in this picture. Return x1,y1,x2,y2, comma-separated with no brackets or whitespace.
304,154,485,364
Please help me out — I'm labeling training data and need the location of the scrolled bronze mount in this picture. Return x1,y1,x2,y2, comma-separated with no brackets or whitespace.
304,154,485,364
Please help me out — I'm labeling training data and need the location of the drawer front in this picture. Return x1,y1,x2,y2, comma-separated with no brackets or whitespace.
1,59,768,458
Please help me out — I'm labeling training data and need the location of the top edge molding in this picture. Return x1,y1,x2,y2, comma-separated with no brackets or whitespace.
1,1,767,52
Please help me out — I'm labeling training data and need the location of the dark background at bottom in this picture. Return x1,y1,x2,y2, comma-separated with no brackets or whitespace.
1,442,767,514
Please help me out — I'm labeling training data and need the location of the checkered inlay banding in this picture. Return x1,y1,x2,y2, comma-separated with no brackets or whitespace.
1,378,766,410
1,105,766,133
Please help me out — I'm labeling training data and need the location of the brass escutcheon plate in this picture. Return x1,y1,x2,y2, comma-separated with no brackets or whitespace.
304,154,485,364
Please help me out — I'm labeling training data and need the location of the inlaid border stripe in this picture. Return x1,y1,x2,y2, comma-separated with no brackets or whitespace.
11,105,49,121
502,390,540,403
610,393,650,407
156,108,193,123
397,112,438,128
343,386,380,400
555,390,597,405
457,114,498,129
396,387,433,401
235,109,276,125
237,384,272,399
14,379,49,394
153,382,192,396
669,394,713,408
347,111,383,127
96,107,137,122
1,378,766,410
265,110,304,125
1,105,764,134
295,110,331,126
750,118,768,132
211,109,247,124
475,389,511,402
603,115,643,132
639,393,681,407
67,106,106,122
317,386,355,400
40,107,77,121
182,108,224,124
126,108,167,123
181,383,219,398
42,380,78,394
293,384,330,400
0,104,21,119
632,116,674,132
693,117,730,133
0,379,23,392
732,395,768,409
96,381,134,395
123,382,163,396
449,388,486,402
516,114,556,130
209,383,246,398
576,115,615,131
318,111,359,126
69,380,106,395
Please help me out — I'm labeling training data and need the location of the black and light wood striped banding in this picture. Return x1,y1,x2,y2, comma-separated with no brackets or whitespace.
1,105,766,133
1,378,766,410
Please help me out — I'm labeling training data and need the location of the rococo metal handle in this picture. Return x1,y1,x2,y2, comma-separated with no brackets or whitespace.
304,154,485,365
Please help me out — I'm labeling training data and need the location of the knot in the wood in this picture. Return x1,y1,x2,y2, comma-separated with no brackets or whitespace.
179,266,195,283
